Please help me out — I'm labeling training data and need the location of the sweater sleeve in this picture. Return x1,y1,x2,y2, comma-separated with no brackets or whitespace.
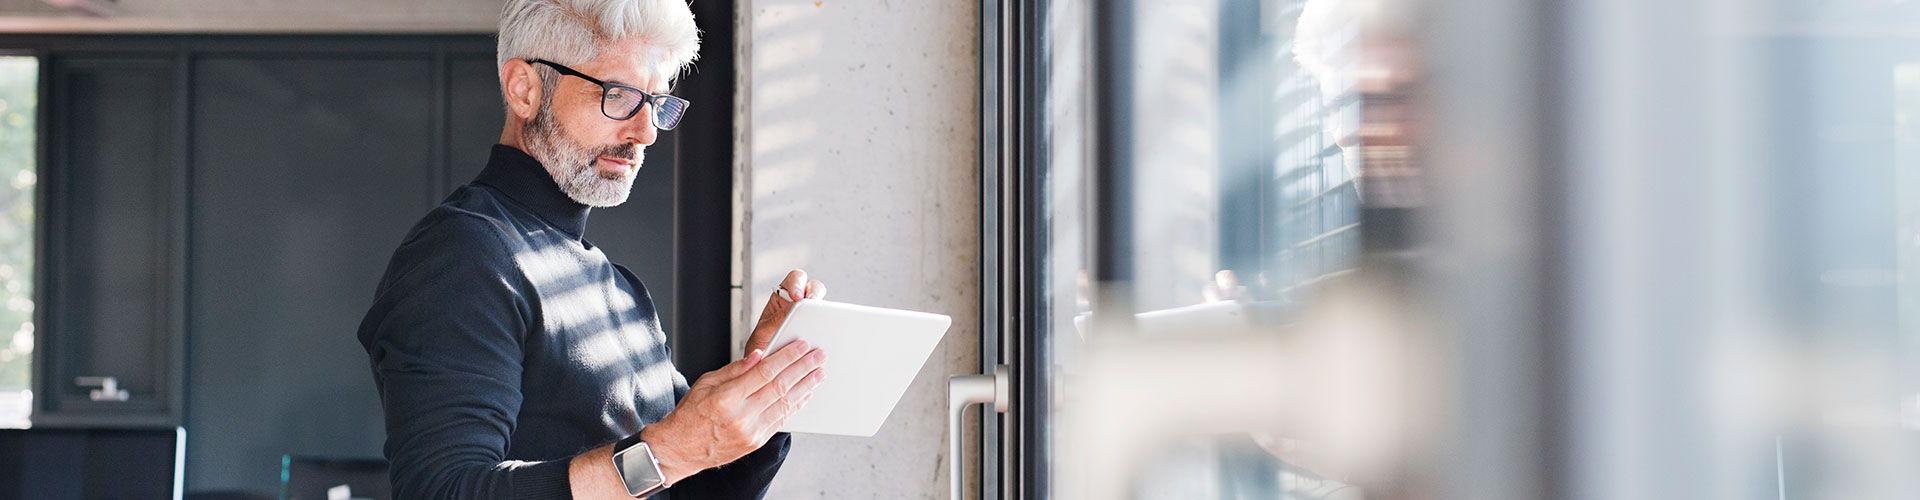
663,433,791,498
357,215,571,499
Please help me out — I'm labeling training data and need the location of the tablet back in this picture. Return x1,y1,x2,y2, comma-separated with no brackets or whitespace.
765,300,951,436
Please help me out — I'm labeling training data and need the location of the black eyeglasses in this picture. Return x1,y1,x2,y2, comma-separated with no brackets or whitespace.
528,59,690,130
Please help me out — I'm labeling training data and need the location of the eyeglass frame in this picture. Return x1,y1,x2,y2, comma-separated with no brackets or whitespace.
526,58,691,130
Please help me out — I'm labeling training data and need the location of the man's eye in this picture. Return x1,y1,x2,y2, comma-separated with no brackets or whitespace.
604,87,631,100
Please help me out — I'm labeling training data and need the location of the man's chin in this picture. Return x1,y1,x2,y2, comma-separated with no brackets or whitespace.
556,163,637,207
571,184,632,208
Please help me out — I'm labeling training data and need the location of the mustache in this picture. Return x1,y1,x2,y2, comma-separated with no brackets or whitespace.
595,142,638,161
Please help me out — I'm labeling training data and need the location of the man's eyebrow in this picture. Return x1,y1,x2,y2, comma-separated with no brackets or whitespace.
603,75,671,94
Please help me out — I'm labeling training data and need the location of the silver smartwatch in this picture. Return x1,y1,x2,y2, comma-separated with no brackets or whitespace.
611,432,668,498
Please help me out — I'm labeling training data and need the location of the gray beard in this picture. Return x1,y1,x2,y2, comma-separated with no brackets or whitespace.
522,103,642,208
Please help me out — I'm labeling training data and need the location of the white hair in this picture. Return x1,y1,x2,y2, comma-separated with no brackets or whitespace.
497,0,700,74
1292,0,1353,94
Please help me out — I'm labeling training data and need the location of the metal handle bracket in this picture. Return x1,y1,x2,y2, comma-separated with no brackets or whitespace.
75,376,130,402
948,365,1010,500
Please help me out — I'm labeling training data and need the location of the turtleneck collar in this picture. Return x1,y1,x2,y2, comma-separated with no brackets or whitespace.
472,144,591,239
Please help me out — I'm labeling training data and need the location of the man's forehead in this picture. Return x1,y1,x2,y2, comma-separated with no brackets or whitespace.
592,39,679,90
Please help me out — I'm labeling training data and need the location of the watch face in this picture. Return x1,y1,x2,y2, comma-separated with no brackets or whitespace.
614,442,666,496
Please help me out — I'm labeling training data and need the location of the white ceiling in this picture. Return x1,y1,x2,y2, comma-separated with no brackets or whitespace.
0,0,506,33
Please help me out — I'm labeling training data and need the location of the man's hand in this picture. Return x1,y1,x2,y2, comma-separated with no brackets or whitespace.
745,269,826,354
571,269,829,497
638,337,827,484
569,340,826,499
645,269,826,482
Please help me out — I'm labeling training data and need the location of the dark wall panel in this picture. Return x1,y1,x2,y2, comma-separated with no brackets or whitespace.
37,58,185,428
185,56,437,493
445,54,504,193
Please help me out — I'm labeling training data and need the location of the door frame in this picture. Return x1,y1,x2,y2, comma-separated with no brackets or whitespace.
979,0,1065,497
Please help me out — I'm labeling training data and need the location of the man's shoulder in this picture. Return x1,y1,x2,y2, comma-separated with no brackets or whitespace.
388,187,532,270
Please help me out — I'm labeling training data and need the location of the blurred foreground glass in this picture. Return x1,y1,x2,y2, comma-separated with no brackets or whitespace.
1036,0,1418,497
1033,0,1920,498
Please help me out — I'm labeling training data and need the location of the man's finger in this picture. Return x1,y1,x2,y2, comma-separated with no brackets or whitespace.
788,368,826,404
744,315,782,353
778,269,808,302
804,279,826,299
731,340,813,396
751,367,826,434
744,349,826,412
745,270,811,353
706,349,765,383
744,301,791,354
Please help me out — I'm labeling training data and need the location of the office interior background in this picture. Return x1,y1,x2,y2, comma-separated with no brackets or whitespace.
0,0,1918,498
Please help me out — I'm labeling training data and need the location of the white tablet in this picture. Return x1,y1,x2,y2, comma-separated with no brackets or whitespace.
764,299,951,437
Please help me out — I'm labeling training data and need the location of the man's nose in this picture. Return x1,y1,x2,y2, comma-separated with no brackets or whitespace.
621,107,658,146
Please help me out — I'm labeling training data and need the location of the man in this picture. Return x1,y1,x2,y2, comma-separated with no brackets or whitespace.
356,0,826,497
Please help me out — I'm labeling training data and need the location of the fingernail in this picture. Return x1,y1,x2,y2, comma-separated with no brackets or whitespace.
777,288,794,301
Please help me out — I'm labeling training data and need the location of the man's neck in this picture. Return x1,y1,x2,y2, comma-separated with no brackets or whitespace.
499,122,528,152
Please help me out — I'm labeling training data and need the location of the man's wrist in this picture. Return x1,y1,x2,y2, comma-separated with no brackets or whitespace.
567,444,629,499
638,423,701,485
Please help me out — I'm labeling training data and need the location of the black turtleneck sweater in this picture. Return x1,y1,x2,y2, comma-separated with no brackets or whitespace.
356,145,788,499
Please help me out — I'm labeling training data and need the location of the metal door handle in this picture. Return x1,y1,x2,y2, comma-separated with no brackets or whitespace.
75,376,130,402
949,365,1009,500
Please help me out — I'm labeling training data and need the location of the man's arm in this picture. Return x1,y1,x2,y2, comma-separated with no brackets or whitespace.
359,216,574,498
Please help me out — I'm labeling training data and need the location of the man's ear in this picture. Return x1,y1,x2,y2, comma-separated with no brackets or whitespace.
500,59,543,122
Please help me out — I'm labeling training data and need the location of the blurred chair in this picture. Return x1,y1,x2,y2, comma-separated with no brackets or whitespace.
184,491,273,500
278,456,389,500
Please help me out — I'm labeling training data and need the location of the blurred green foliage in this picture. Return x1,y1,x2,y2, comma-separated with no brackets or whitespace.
0,57,36,396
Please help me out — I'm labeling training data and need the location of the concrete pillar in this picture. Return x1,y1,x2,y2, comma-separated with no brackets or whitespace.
737,0,980,496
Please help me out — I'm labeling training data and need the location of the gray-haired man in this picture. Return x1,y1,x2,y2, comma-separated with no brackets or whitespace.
357,1,827,498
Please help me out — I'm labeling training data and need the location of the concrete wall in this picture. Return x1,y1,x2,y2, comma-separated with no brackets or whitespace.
737,0,980,497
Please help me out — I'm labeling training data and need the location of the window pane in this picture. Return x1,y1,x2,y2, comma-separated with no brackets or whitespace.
0,56,35,429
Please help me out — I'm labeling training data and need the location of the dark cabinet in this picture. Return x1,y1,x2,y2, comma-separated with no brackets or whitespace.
33,57,188,428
